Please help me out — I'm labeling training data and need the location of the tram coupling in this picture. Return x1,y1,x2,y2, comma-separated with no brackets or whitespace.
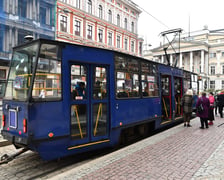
0,148,28,165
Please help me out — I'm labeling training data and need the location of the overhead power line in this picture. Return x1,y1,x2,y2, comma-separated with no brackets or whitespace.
135,4,170,29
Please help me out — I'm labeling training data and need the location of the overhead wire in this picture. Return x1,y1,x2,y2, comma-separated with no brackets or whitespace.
134,3,170,30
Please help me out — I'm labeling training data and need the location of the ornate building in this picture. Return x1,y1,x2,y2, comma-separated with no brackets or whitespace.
56,0,143,56
151,28,224,93
0,0,55,98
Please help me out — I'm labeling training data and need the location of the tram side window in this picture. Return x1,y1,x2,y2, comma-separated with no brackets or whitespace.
115,56,139,98
71,65,87,100
93,67,107,99
32,44,62,100
141,62,159,97
161,77,170,96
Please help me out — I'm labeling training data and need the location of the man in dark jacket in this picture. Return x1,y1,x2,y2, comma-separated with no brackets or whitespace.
217,90,224,118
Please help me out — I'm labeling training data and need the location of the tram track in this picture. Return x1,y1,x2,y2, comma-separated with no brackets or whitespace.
0,144,114,180
0,115,196,179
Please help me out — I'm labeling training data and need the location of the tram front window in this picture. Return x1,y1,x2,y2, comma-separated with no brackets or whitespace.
5,43,39,100
32,43,62,100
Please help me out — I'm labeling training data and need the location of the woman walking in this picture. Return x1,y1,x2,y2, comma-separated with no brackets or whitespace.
208,92,215,125
181,89,193,127
196,92,210,129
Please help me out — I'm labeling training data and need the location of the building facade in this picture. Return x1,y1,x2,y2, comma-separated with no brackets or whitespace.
150,28,224,93
0,0,55,98
56,0,143,56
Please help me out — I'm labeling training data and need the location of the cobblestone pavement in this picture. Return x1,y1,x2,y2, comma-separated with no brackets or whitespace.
50,116,224,180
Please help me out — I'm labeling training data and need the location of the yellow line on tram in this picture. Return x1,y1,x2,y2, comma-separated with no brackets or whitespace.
68,139,110,150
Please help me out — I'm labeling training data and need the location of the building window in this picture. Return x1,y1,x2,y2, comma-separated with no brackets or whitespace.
209,53,216,58
131,41,135,52
88,0,92,14
40,7,46,25
99,5,103,19
117,14,120,27
117,36,120,48
222,80,224,89
18,0,27,18
98,29,103,42
222,65,224,74
131,22,134,33
87,25,92,39
210,80,215,89
60,15,67,32
124,39,128,50
75,20,81,36
108,32,112,46
76,0,80,9
108,10,112,23
124,18,127,30
210,66,215,75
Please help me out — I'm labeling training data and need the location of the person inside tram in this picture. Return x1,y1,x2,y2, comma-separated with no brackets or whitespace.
73,82,86,99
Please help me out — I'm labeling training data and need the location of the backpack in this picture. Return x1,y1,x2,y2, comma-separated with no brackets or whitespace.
197,98,204,114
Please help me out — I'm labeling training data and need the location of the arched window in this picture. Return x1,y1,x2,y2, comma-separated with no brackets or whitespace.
88,0,92,14
108,10,112,23
131,22,134,33
99,5,103,19
124,18,127,30
117,14,120,27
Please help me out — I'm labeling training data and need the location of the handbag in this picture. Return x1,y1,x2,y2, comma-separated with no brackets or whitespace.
197,98,204,113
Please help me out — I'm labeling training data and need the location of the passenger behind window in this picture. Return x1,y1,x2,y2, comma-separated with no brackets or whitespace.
72,82,86,100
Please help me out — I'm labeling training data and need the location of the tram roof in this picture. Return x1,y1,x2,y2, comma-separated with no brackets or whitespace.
13,38,193,73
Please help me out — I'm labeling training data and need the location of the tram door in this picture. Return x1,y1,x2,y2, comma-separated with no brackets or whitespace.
161,75,172,121
70,64,109,144
174,77,183,118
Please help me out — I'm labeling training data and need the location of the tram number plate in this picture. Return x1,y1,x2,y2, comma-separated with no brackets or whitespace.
9,109,17,128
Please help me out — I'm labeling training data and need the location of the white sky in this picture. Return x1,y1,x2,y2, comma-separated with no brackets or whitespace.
133,0,224,48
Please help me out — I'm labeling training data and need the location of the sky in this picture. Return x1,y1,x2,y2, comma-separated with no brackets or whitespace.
133,0,224,48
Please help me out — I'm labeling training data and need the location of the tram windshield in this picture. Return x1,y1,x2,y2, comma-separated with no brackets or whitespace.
5,41,62,101
5,43,39,100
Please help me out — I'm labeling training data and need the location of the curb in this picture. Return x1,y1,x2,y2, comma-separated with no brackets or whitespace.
0,140,11,147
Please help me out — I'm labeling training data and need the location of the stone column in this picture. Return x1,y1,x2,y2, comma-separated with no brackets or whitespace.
170,54,173,65
179,53,182,68
190,51,193,72
201,50,204,73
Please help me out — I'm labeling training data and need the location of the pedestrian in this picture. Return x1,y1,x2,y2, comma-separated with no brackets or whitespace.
208,92,215,125
181,89,193,127
217,90,224,118
196,92,210,129
214,92,219,116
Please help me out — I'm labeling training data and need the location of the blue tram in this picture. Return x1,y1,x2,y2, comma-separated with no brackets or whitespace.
1,39,198,161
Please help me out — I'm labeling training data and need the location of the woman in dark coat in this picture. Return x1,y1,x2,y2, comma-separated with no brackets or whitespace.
181,89,193,127
196,92,210,129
